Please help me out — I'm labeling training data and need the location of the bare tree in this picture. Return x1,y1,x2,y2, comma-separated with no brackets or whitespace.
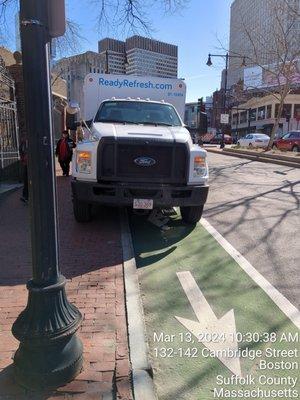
231,0,300,149
0,0,188,54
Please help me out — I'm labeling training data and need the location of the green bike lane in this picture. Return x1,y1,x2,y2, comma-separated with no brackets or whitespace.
129,212,300,400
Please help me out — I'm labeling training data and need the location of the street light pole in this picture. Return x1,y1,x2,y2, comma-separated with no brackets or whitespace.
206,52,248,148
221,53,229,149
12,0,83,389
105,50,109,74
248,108,252,134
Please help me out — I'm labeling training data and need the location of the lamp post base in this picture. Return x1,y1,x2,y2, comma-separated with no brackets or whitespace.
12,275,83,390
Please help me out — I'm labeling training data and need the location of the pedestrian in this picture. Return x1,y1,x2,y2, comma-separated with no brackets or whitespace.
76,122,84,142
19,136,28,204
55,130,76,176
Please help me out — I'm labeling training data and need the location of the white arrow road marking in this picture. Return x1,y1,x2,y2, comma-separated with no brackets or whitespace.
175,271,242,377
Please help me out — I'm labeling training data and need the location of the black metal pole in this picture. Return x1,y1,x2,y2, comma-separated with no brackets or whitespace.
106,50,109,74
12,0,83,389
248,108,252,134
220,53,228,149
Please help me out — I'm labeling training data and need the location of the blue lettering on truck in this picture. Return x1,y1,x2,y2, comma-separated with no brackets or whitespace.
99,77,173,91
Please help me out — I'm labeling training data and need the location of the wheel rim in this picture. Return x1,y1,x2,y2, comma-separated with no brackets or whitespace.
292,147,298,152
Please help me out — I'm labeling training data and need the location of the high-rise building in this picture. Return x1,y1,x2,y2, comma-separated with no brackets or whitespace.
125,36,178,78
98,38,127,75
228,0,300,88
98,35,178,78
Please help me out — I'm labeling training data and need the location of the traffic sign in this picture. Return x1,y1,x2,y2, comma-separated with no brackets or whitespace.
220,113,229,124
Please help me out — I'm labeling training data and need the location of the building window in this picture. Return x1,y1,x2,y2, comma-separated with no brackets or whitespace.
232,113,238,125
240,111,247,123
266,105,272,119
257,106,265,120
275,104,292,118
184,110,188,123
282,104,292,118
249,108,257,121
294,104,300,119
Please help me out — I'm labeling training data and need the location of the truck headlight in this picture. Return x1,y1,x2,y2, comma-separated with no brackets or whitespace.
77,151,92,174
193,155,207,177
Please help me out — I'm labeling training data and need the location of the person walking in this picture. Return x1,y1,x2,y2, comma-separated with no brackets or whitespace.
55,130,76,176
19,137,28,203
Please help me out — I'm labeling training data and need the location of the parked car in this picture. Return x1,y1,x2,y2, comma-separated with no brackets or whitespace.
202,133,215,144
272,131,300,152
210,133,233,145
237,133,270,148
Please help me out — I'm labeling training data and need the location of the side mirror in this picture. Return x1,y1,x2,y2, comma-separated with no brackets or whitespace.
85,119,93,128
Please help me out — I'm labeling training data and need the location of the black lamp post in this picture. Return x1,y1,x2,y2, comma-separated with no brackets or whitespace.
12,0,83,389
206,53,247,148
248,108,253,134
105,50,109,74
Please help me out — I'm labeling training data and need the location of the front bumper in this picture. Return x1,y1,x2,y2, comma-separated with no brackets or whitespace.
71,180,209,207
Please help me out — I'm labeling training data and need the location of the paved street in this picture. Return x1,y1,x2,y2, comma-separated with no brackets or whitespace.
128,154,300,400
130,204,299,399
204,152,300,308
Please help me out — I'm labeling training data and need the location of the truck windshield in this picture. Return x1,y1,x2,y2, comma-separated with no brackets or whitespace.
94,101,182,126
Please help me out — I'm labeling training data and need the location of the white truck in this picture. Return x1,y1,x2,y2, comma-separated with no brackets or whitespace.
71,73,209,224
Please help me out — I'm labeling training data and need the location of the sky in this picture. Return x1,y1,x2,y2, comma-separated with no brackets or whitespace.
3,0,232,102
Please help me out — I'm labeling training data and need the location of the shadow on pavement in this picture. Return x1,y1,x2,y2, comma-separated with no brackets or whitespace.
0,176,123,287
128,210,195,268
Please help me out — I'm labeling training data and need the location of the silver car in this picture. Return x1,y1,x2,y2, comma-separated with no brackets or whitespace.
237,133,270,148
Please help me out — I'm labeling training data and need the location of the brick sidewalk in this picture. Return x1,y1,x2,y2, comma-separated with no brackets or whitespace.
0,173,133,399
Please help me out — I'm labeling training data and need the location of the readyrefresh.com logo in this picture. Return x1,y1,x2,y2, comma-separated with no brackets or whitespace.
99,77,173,91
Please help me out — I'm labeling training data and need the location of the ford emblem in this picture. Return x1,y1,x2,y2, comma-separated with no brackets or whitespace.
134,156,156,167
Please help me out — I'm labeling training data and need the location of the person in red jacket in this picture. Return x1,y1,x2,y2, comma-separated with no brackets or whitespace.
55,130,76,176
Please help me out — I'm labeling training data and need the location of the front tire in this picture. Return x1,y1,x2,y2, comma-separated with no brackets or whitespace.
292,145,299,153
180,205,204,224
73,198,92,222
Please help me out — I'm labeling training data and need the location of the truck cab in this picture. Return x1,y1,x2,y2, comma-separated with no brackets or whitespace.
72,98,209,224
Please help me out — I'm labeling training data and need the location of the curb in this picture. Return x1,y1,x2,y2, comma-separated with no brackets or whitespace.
206,148,300,168
120,209,157,400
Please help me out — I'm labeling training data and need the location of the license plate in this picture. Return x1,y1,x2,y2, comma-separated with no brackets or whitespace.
133,199,154,210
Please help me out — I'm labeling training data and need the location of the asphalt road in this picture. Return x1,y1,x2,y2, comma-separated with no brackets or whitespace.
204,152,300,309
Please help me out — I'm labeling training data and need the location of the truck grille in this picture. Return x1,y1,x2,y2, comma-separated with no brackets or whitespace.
97,137,188,184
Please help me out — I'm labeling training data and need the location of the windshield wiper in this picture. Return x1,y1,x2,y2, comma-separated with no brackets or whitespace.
139,121,158,126
97,119,124,123
139,121,174,126
97,119,138,124
155,122,173,126
97,119,174,127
